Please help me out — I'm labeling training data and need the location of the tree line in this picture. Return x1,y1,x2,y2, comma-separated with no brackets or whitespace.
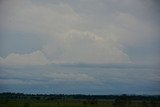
0,92,160,101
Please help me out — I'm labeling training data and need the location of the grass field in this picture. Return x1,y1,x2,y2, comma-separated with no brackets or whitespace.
0,93,160,107
0,99,160,107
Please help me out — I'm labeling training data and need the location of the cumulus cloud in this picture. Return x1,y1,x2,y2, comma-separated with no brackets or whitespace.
42,29,130,64
0,0,132,67
0,51,50,67
67,0,159,46
0,0,159,67
0,29,130,67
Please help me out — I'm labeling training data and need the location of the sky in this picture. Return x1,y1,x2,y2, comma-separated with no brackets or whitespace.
0,0,160,95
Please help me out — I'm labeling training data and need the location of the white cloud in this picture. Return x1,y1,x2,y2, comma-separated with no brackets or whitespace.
0,0,80,38
109,12,158,46
1,0,158,67
60,30,130,64
68,0,159,46
0,0,132,66
0,32,130,67
0,51,50,67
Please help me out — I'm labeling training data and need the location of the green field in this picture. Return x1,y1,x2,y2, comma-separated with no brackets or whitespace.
1,100,160,107
0,93,160,107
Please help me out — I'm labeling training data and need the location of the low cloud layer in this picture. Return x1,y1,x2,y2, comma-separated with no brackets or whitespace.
0,65,159,94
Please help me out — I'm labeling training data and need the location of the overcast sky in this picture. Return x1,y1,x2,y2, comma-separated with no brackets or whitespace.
0,0,160,94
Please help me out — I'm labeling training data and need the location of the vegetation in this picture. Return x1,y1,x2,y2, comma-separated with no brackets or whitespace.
0,92,160,107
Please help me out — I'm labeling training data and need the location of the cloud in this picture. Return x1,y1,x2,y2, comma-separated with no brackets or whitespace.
42,29,130,64
0,51,50,67
109,12,159,46
66,0,159,46
0,0,159,67
0,73,95,85
0,79,27,85
0,66,96,85
0,0,131,67
0,0,159,94
0,64,159,94
0,0,80,37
